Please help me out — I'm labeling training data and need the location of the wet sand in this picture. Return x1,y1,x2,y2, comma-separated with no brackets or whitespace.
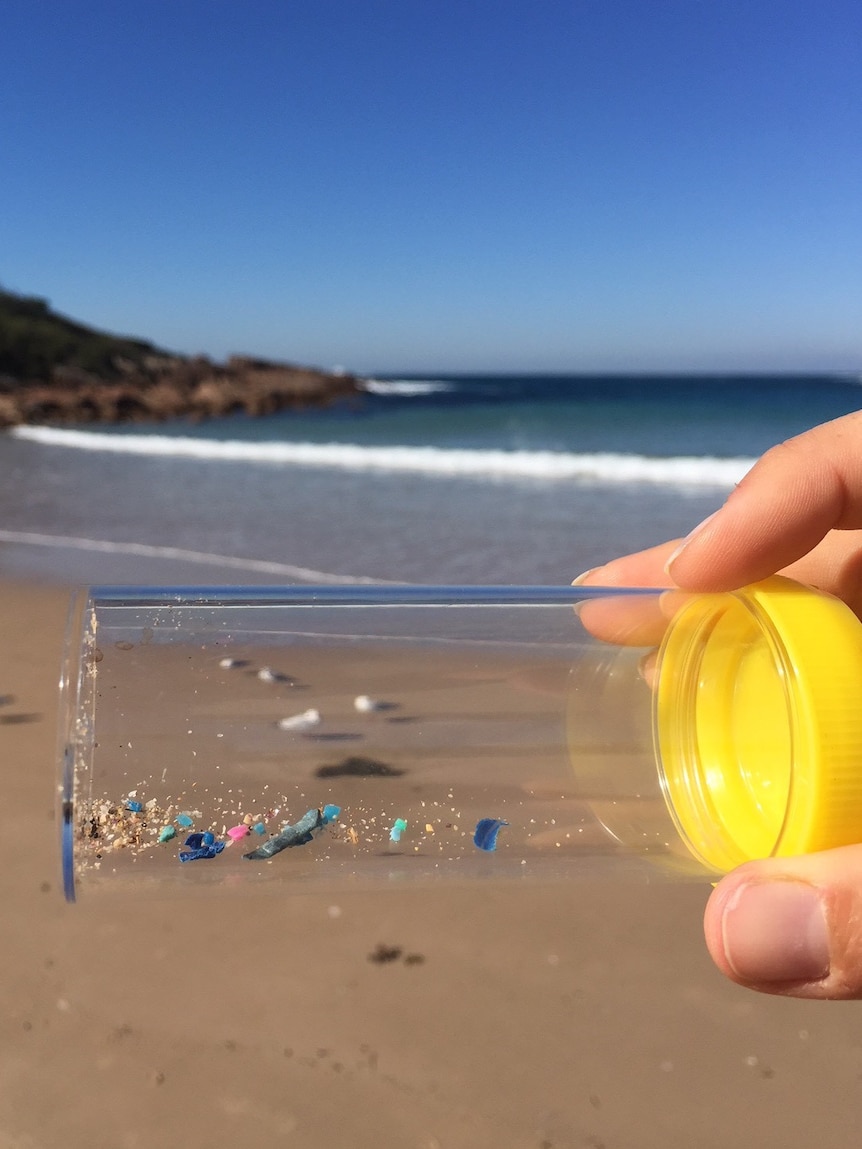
3,580,862,1148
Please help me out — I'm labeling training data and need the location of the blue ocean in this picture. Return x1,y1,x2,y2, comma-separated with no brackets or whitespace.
1,373,860,586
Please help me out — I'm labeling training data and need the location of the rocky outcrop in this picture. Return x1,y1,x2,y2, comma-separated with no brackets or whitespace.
0,353,364,428
0,289,365,426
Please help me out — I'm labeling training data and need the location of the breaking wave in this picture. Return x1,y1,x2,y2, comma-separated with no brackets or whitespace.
358,378,455,396
11,425,753,487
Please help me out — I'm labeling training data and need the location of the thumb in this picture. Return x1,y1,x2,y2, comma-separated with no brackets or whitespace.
705,846,862,999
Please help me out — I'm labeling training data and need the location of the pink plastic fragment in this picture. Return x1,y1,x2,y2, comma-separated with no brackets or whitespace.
227,824,250,841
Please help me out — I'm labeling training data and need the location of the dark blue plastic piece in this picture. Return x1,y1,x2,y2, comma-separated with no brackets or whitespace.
473,818,509,852
179,839,226,862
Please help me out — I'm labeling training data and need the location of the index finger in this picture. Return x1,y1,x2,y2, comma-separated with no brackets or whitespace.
668,411,862,591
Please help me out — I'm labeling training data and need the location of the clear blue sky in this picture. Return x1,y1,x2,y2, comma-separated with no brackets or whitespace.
2,0,860,374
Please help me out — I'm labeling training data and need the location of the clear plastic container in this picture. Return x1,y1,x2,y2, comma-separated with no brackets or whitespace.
58,580,862,901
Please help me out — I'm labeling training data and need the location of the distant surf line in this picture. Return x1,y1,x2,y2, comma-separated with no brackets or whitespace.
0,530,393,584
11,425,754,487
359,378,454,395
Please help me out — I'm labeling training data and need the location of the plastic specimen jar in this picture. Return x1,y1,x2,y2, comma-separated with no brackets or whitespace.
58,579,862,901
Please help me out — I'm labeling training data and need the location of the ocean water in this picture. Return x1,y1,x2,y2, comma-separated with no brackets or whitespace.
0,374,859,587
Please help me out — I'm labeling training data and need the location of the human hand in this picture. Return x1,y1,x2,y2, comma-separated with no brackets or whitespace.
576,410,862,999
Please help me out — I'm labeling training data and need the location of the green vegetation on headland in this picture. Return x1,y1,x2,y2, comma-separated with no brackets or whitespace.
0,288,363,426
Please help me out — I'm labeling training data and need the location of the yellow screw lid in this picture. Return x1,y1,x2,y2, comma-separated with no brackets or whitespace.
654,576,862,873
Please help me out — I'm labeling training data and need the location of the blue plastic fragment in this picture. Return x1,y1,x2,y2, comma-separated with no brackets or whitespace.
244,807,324,860
253,822,266,835
184,832,205,850
179,840,226,862
176,813,194,828
473,818,509,852
125,800,143,813
321,804,341,825
202,831,215,847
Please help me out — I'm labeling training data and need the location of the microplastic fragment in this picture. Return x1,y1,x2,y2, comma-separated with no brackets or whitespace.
227,825,250,841
125,800,143,813
473,818,509,852
253,822,266,835
353,695,379,712
389,818,408,843
179,841,226,862
176,813,194,828
202,831,215,847
158,825,176,843
321,804,341,824
243,808,328,860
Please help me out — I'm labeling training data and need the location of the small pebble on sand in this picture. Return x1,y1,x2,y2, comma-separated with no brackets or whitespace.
277,708,321,731
353,695,380,712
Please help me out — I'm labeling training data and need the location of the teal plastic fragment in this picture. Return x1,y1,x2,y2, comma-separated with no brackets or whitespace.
389,818,408,843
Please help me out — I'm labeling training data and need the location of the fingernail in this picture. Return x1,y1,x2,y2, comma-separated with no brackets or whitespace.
664,510,721,575
572,567,600,586
721,881,830,984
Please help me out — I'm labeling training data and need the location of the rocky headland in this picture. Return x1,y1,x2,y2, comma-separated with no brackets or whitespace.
0,289,364,427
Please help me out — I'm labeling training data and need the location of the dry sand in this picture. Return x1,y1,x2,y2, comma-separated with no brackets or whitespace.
2,580,862,1149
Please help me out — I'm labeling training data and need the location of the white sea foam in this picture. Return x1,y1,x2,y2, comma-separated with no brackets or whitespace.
359,378,454,396
0,529,387,583
10,425,753,487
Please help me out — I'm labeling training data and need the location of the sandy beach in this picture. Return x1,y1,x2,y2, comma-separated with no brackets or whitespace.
3,580,862,1148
